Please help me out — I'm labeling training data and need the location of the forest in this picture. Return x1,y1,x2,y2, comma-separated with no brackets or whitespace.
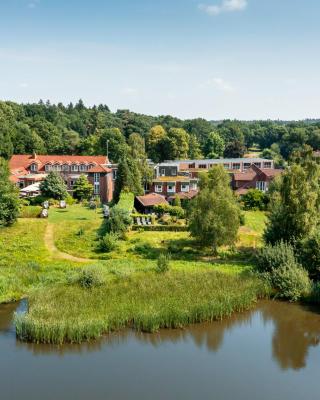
1,99,320,165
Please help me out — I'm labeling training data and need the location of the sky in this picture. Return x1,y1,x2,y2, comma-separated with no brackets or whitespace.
0,0,319,120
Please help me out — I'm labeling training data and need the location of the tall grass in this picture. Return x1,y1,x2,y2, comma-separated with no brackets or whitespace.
15,271,266,344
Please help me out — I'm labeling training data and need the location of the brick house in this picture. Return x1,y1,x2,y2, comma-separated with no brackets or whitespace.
231,164,283,195
9,154,116,203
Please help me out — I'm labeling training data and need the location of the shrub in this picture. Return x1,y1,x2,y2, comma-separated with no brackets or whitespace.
103,207,132,234
295,232,320,280
242,189,269,211
66,195,76,205
98,233,119,253
154,204,185,218
28,195,48,206
76,267,104,289
256,241,296,273
306,282,320,304
156,252,171,273
19,206,42,218
268,262,311,301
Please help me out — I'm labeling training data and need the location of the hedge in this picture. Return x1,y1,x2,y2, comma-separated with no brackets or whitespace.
117,192,135,213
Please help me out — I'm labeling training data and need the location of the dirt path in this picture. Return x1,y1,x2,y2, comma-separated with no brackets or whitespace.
44,223,94,263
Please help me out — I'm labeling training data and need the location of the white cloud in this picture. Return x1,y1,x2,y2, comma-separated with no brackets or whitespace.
199,0,248,16
203,78,235,92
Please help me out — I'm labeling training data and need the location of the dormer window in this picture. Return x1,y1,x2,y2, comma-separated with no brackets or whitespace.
80,164,87,172
30,163,38,172
71,164,79,172
45,164,52,172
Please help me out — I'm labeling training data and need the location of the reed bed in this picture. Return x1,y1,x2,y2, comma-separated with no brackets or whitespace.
15,271,266,344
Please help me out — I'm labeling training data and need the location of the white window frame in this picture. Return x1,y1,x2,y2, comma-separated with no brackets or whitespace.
62,164,69,172
232,163,241,170
45,164,52,172
160,168,166,177
71,164,79,172
94,173,100,183
80,164,87,172
167,184,176,193
94,183,100,195
30,163,37,172
155,184,163,193
190,182,197,190
181,184,189,192
256,181,267,192
263,162,272,169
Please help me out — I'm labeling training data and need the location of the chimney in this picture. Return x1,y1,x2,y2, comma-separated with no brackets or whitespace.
32,152,37,159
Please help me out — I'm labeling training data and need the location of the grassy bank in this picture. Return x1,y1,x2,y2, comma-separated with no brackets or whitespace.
15,270,266,344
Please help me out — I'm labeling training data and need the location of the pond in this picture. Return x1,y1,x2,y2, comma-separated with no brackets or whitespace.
0,300,319,400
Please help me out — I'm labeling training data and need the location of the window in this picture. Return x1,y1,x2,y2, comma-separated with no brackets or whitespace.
263,162,272,169
55,164,62,172
254,162,262,168
71,164,78,172
155,185,163,193
243,163,251,170
198,164,207,169
94,173,100,183
232,163,241,170
30,163,37,172
167,184,176,193
80,164,87,172
112,170,117,180
190,182,197,190
62,164,69,172
94,184,100,195
181,184,189,192
172,168,177,176
45,164,52,172
160,168,166,176
256,181,267,191
70,180,75,188
223,163,230,169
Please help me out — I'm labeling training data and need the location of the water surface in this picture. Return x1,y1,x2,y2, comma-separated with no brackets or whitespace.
0,300,320,400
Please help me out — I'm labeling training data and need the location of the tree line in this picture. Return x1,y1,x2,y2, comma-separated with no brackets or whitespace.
1,99,320,165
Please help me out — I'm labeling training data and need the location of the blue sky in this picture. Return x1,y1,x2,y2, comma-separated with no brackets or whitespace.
0,0,319,120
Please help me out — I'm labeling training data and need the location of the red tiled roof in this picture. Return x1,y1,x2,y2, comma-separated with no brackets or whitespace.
259,168,283,177
136,193,168,207
88,165,112,173
9,154,108,171
168,190,199,201
232,171,256,181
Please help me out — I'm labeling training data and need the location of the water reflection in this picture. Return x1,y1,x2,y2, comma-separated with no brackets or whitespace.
1,300,320,371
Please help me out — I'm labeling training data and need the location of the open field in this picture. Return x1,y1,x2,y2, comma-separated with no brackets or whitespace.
0,205,267,305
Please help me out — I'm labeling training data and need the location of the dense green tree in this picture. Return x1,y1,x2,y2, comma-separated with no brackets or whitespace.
146,125,167,162
40,172,68,200
188,134,203,159
114,156,143,201
0,157,20,226
72,174,93,201
189,166,240,253
223,140,246,158
97,127,128,162
265,156,320,244
203,132,225,159
166,128,189,160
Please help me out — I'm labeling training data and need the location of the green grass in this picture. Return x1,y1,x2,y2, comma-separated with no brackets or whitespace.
0,205,267,343
15,270,266,344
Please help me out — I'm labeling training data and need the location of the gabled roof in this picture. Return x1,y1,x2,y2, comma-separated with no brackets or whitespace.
88,164,112,173
9,154,108,171
136,193,168,207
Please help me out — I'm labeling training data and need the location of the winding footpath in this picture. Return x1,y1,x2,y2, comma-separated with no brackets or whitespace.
44,223,94,263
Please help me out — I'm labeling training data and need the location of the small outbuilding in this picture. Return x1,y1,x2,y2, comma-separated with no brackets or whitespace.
135,193,168,214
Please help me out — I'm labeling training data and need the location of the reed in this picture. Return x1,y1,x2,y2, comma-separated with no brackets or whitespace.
15,270,266,344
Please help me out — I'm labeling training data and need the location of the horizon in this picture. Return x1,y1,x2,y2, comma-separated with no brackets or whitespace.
1,0,320,120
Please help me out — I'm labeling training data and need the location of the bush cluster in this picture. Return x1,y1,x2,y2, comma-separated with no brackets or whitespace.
156,252,171,273
154,204,185,218
98,233,119,253
75,267,104,289
257,242,311,301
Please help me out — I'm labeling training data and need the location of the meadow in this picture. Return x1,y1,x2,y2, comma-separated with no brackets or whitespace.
0,204,267,343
